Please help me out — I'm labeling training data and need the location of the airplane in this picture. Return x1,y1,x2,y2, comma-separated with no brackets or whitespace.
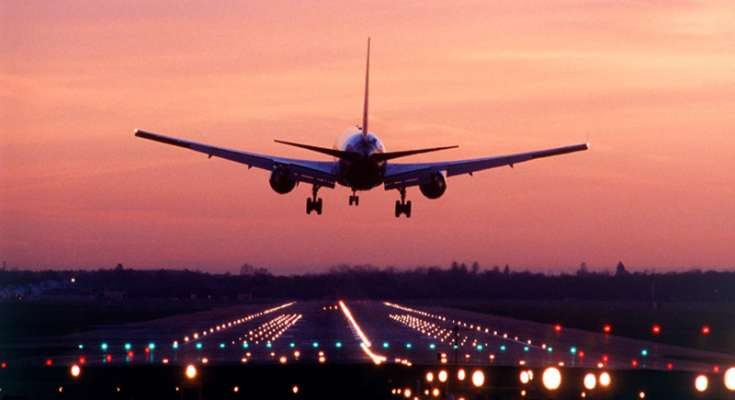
135,38,588,218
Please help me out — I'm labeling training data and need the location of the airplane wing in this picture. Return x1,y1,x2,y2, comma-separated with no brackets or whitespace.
135,130,337,187
383,143,589,190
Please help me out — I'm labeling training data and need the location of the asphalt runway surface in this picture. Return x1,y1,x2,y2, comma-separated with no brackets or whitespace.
9,300,733,372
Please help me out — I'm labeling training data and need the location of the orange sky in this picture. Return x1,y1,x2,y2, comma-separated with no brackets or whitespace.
2,1,734,273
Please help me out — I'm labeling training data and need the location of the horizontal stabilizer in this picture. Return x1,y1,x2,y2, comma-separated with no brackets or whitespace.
371,145,459,162
274,140,361,160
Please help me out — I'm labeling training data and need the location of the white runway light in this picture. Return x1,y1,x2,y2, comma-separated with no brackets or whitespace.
694,374,708,393
542,367,562,391
583,373,596,390
471,370,485,387
598,371,611,388
724,367,735,391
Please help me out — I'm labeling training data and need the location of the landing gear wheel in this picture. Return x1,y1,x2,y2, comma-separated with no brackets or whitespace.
316,198,323,215
306,185,323,215
405,200,412,218
394,188,412,218
349,192,360,206
394,200,401,218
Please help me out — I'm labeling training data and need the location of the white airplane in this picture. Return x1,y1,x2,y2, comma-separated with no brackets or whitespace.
136,39,588,218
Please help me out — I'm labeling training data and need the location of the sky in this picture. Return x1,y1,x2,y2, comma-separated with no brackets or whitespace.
2,0,734,274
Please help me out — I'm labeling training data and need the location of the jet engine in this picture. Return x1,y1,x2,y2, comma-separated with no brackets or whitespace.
269,167,296,194
419,172,447,199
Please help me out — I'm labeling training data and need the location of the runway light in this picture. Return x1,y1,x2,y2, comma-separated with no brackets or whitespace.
233,386,239,393
148,342,156,350
570,346,577,355
701,325,711,336
500,345,506,352
335,341,342,348
471,370,485,387
405,342,412,349
196,342,203,350
425,371,434,383
724,367,735,391
431,388,440,398
45,358,53,367
70,364,81,379
101,342,109,351
77,344,84,350
438,370,448,383
403,388,412,398
457,368,466,381
524,346,529,352
184,364,197,380
520,370,530,384
583,373,596,390
542,367,562,391
383,342,390,349
640,349,648,357
603,324,612,334
220,343,226,349
429,343,436,350
652,324,661,335
291,385,299,394
638,391,646,399
694,374,708,392
599,372,611,388
312,341,319,348
554,324,562,333
289,342,295,348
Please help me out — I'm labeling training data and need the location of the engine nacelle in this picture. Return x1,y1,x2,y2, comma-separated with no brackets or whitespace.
419,173,447,199
269,167,296,194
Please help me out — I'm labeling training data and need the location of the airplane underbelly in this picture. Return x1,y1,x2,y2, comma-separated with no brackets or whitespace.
338,159,384,190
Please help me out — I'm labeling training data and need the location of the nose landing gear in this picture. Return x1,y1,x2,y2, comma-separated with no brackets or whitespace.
348,190,360,206
306,185,323,215
394,187,411,218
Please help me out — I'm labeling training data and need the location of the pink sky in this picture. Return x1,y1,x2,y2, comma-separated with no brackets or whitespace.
2,1,734,273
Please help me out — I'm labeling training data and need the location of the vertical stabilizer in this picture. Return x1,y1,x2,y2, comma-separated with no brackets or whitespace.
362,38,370,136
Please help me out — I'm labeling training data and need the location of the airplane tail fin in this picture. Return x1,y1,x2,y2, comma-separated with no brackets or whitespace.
371,145,459,162
361,38,370,136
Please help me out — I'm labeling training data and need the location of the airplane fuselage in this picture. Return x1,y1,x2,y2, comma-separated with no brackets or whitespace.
335,131,386,190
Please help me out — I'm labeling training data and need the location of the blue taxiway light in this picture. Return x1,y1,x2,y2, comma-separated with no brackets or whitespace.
641,349,649,357
124,343,132,351
77,344,84,350
335,341,342,348
499,345,506,352
570,346,577,354
195,343,203,350
476,344,483,351
266,342,272,349
405,343,412,349
547,346,553,353
242,342,249,349
148,342,156,350
101,342,109,351
289,342,295,348
219,343,226,349
429,343,436,350
382,342,390,349
312,341,319,348
523,346,530,352
172,342,179,349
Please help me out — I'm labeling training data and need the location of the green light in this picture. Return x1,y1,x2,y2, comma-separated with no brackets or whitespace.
148,342,155,350
383,342,390,349
195,342,203,350
500,345,506,352
242,342,249,349
429,343,436,350
312,341,319,348
219,343,226,349
335,341,342,348
405,342,412,349
523,346,529,352
266,342,272,349
289,342,295,348
570,346,577,355
124,343,131,351
476,344,483,351
172,342,179,350
101,342,109,351
453,344,459,350
77,344,84,350
547,346,553,353
641,349,648,357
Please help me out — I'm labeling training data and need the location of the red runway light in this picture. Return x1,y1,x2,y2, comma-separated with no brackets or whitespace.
105,354,112,363
666,363,673,370
127,351,134,358
578,351,585,358
713,365,720,373
603,324,612,334
602,355,609,363
1,362,7,369
701,325,711,335
631,359,638,368
554,324,562,333
651,324,661,335
45,358,53,366
78,356,86,365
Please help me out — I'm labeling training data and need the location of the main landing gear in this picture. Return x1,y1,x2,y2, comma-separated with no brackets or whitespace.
348,190,360,206
394,187,412,218
306,185,323,215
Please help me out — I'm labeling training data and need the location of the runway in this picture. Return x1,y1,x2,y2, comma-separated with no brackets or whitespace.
14,300,732,372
